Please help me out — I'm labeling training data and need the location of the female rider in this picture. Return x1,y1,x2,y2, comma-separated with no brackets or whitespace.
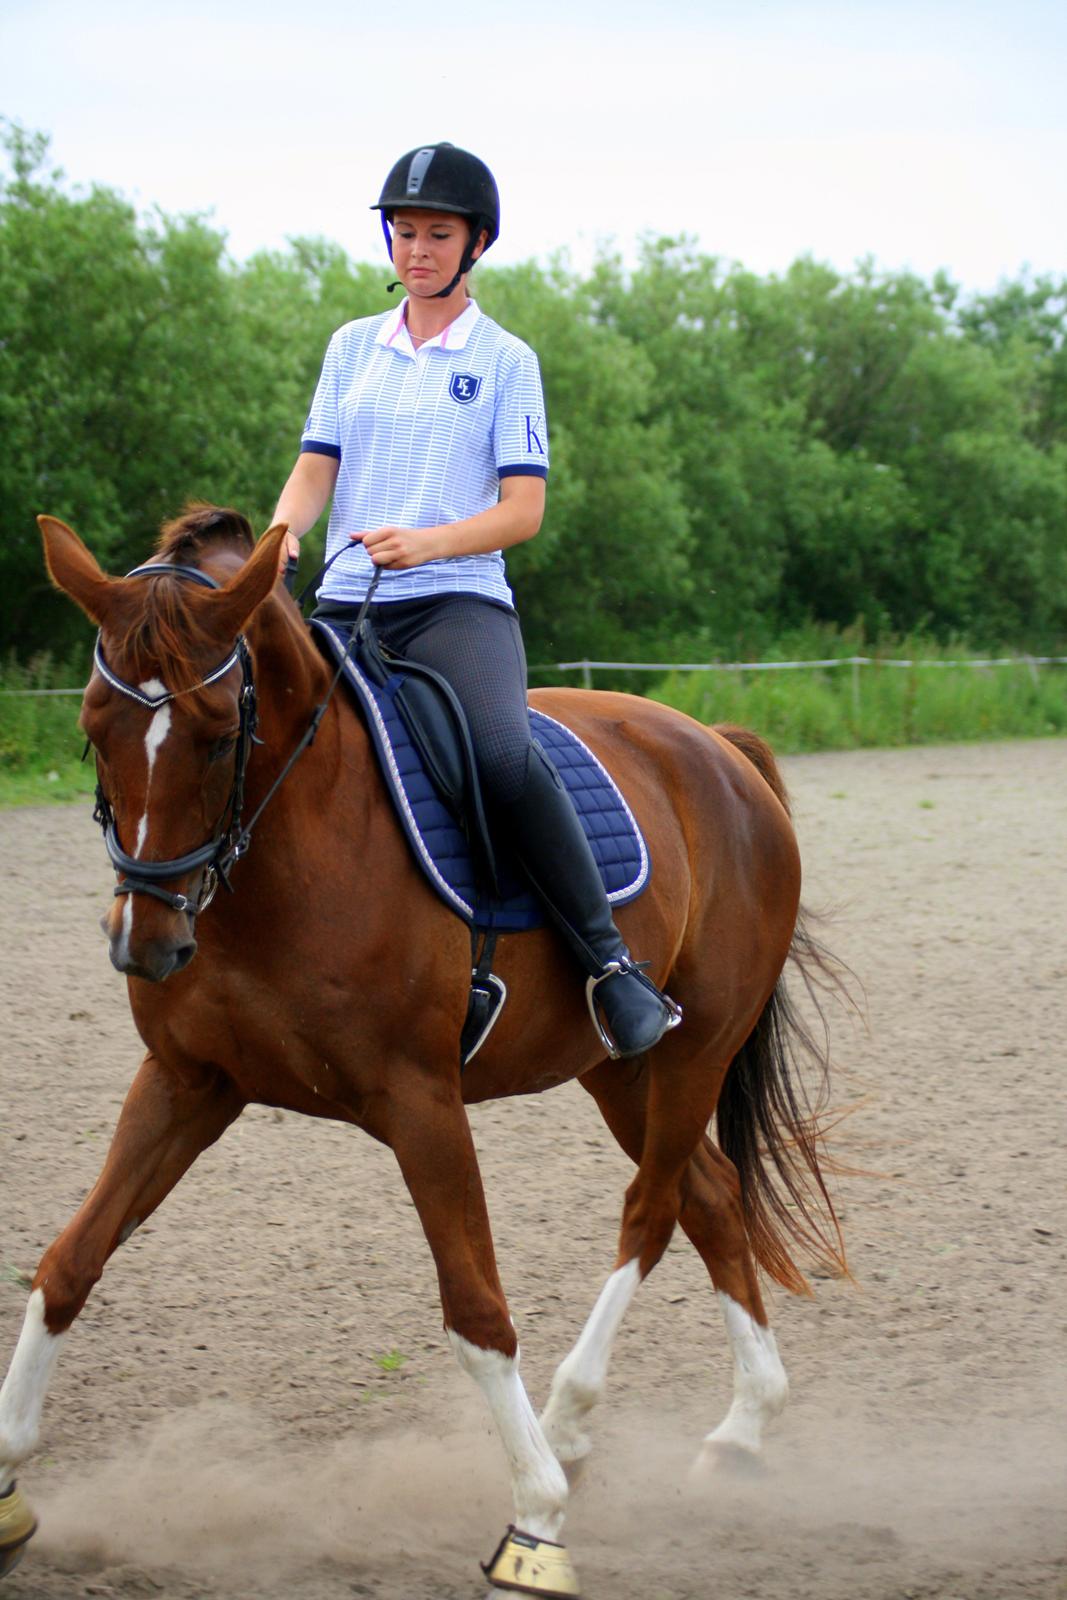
272,141,679,1059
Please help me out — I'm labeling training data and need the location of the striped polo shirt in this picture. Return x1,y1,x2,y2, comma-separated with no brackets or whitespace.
301,298,549,605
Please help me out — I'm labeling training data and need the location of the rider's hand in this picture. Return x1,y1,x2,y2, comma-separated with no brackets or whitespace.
277,530,300,574
351,527,443,569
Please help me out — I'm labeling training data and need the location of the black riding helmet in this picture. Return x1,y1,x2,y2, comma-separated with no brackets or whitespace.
372,142,500,299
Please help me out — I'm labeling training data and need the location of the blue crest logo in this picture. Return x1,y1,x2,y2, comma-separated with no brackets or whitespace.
449,373,482,405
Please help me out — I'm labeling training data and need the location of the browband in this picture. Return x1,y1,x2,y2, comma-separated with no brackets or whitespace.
124,562,220,588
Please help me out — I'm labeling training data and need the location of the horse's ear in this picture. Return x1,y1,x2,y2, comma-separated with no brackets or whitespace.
206,523,290,638
38,515,116,624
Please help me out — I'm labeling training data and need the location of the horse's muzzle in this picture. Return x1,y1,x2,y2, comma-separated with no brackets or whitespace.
101,908,198,982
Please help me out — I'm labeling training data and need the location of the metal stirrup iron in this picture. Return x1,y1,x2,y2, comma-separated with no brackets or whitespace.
585,961,683,1060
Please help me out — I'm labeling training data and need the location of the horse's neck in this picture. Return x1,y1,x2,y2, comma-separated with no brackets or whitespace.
247,598,366,794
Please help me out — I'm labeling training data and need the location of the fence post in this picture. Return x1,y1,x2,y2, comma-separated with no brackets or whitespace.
851,658,861,722
581,659,593,690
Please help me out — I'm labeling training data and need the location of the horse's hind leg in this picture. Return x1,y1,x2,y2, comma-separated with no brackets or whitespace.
541,1065,787,1474
540,1055,723,1471
0,1053,242,1528
680,1137,789,1469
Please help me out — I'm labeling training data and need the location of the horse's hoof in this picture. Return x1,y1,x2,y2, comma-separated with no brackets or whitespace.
0,1482,37,1580
482,1524,581,1598
689,1438,767,1481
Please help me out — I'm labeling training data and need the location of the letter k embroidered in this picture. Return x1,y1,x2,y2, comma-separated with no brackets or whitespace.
525,416,546,454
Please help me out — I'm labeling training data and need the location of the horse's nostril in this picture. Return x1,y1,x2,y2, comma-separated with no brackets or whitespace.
170,942,197,975
108,938,197,982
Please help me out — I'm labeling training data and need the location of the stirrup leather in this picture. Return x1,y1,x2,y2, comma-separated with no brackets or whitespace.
585,960,683,1060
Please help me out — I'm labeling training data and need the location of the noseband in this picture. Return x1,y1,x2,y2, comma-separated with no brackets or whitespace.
92,562,259,918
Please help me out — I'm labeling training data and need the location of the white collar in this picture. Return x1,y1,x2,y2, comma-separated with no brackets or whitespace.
377,297,481,356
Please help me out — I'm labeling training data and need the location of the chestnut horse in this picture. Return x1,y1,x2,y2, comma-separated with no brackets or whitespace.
0,507,843,1595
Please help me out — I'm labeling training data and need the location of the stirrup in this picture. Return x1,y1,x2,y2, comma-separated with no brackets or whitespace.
585,960,683,1060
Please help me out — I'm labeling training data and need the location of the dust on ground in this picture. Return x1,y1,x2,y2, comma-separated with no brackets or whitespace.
1,739,1065,1600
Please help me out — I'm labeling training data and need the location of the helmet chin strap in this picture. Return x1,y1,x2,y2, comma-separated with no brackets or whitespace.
382,215,483,298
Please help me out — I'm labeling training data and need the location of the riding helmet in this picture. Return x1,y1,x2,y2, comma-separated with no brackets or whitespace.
372,142,500,247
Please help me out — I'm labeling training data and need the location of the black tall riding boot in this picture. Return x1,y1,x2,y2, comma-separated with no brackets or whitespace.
498,744,682,1058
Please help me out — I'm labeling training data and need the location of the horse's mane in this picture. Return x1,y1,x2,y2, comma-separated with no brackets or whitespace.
113,502,255,696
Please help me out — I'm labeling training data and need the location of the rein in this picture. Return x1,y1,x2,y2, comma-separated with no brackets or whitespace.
93,551,380,919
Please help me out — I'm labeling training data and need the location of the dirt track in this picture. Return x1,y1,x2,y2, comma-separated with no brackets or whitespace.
1,739,1065,1600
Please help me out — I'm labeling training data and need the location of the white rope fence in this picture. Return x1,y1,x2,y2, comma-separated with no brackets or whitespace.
539,655,1067,699
4,654,1066,699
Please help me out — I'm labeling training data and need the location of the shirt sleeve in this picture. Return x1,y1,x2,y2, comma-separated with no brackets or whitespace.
300,331,343,460
493,342,549,479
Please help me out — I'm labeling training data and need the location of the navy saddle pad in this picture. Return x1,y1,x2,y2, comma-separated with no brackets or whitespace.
311,619,650,931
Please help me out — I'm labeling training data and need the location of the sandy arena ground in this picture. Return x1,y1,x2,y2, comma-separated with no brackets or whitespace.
1,738,1065,1600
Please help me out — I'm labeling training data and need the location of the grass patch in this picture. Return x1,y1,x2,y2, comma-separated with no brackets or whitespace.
1,636,1064,807
646,636,1067,753
0,651,96,806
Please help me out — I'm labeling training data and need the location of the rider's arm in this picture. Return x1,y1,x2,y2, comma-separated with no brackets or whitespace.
443,474,546,555
356,475,545,569
272,452,340,564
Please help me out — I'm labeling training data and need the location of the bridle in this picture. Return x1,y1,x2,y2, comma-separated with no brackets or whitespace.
91,563,259,919
91,551,379,922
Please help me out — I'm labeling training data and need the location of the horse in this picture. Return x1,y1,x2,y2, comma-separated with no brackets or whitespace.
0,505,845,1595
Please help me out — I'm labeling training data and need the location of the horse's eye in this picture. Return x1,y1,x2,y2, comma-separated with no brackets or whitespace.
208,734,238,763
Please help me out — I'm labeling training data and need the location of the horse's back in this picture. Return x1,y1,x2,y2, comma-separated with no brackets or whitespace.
528,686,792,834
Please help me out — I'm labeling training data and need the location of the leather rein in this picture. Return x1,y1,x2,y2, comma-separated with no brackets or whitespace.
92,553,378,920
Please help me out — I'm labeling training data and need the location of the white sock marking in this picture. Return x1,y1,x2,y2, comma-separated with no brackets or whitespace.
703,1291,788,1454
540,1259,641,1463
0,1291,63,1495
448,1331,567,1541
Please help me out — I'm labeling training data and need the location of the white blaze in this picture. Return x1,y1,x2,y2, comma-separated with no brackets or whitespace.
118,683,172,953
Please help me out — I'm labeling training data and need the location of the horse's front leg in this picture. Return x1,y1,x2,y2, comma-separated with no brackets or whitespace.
376,1070,575,1596
0,1052,243,1571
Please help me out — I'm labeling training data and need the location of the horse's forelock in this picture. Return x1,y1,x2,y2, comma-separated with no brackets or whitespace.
156,501,255,565
97,502,255,696
107,583,219,701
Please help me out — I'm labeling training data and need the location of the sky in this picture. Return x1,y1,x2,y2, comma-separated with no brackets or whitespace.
2,0,1066,292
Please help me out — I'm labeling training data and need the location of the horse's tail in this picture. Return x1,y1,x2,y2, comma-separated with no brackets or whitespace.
713,723,850,1296
713,722,792,814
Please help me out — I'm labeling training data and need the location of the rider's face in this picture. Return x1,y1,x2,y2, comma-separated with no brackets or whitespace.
390,209,486,297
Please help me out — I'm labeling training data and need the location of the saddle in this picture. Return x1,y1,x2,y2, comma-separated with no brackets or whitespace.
310,617,650,1065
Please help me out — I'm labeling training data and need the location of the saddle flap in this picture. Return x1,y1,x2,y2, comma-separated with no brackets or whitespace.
356,625,498,892
392,675,467,811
